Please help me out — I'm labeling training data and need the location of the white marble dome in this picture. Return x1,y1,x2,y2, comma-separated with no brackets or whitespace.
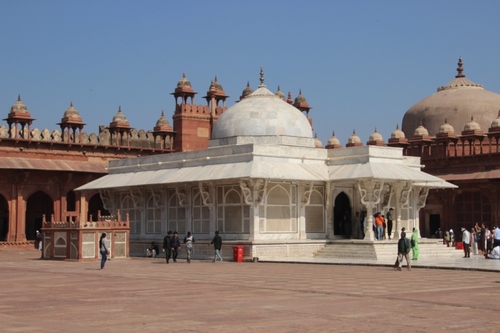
212,84,313,141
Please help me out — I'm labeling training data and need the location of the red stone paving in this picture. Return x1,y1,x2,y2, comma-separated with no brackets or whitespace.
1,249,500,332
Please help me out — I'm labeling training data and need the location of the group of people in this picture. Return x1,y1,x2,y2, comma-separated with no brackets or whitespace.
146,230,223,264
372,208,394,240
460,223,500,259
161,230,190,264
395,227,420,270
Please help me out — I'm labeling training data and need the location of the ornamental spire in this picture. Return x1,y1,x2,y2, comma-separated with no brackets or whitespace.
456,57,465,78
259,66,265,87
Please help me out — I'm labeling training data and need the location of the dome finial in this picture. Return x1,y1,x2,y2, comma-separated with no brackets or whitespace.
456,57,465,78
17,94,21,102
182,72,186,78
259,67,265,87
70,101,73,107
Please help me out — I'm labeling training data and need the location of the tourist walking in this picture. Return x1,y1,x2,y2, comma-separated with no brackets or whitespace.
162,231,173,264
396,231,411,271
462,227,470,258
172,231,181,262
411,228,419,260
210,231,223,262
386,208,394,240
183,231,195,263
35,230,43,258
99,232,110,269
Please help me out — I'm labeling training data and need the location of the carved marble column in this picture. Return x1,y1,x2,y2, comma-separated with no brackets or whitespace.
358,180,384,241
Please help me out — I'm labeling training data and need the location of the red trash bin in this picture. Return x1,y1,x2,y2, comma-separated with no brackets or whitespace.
455,241,463,250
232,246,244,262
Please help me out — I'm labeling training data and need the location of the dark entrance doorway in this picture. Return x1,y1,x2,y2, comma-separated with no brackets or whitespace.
88,193,110,222
334,192,351,237
429,214,440,238
26,191,53,240
0,194,8,241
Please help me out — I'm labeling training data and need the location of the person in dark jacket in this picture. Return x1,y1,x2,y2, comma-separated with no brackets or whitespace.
396,231,411,271
172,231,181,262
162,231,173,264
210,231,223,262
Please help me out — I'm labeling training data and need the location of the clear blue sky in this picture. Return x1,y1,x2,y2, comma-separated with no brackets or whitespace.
1,0,500,145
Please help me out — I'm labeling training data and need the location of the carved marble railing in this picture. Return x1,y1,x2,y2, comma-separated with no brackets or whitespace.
40,210,130,260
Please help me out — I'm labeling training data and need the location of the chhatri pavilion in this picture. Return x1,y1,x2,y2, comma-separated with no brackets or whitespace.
77,69,455,260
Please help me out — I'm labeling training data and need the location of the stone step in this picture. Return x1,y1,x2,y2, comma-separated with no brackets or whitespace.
313,240,460,260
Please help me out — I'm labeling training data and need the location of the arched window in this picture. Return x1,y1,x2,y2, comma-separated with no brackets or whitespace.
216,186,249,233
66,191,76,212
146,191,162,234
263,183,297,232
192,189,210,234
305,187,325,233
167,189,186,234
118,193,141,234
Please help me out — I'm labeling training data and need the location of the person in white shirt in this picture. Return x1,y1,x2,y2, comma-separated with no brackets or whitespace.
493,226,500,249
462,227,471,258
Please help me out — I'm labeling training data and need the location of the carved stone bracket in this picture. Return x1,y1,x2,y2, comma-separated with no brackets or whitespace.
358,180,385,208
129,188,143,209
198,182,212,208
398,182,413,208
239,181,253,206
416,187,430,210
239,179,267,207
174,187,186,207
99,189,116,213
150,189,162,208
301,181,314,206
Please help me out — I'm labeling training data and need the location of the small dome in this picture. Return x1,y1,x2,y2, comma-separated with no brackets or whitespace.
314,134,323,148
275,85,285,100
62,102,81,120
391,125,405,139
464,116,481,131
10,95,29,114
327,131,341,146
490,110,500,129
241,81,254,98
155,111,171,127
177,73,192,88
212,68,312,144
369,128,383,142
438,119,455,134
402,57,500,137
348,130,361,144
111,106,128,123
294,90,307,104
414,123,429,136
211,76,223,91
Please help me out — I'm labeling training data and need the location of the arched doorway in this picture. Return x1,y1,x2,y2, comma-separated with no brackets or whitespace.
25,191,54,240
334,192,351,237
0,194,8,241
88,193,110,222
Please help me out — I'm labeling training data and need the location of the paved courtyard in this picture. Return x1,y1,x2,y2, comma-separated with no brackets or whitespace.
1,249,500,333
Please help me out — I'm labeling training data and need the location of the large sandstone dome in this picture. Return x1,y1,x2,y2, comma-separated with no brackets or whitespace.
402,58,500,137
211,74,313,147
